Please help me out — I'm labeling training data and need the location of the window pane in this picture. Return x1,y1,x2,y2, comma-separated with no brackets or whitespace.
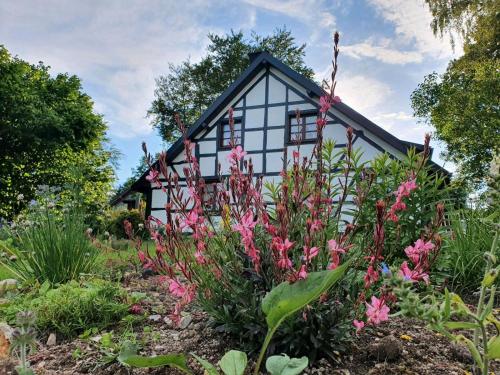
306,123,316,132
305,131,317,140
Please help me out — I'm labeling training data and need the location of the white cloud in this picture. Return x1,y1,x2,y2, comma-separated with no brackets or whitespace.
343,41,423,64
335,74,393,113
367,0,461,59
242,0,336,41
0,0,228,139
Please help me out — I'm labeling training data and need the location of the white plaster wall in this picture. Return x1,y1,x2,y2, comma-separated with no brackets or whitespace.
246,108,265,128
199,156,216,176
265,152,284,173
198,140,216,154
267,128,285,149
268,75,286,104
245,78,266,106
267,106,286,127
244,130,264,151
323,123,350,145
248,153,263,173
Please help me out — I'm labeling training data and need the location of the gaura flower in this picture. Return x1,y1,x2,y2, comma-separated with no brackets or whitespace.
353,319,365,333
227,145,247,164
168,278,186,298
319,95,331,113
365,295,390,325
146,169,159,182
298,264,308,280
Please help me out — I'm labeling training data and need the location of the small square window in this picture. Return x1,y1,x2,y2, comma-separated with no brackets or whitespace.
203,181,219,211
220,120,242,148
288,113,318,143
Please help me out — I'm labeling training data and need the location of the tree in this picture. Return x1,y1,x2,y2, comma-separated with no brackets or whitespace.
148,28,314,142
0,46,115,220
411,0,499,186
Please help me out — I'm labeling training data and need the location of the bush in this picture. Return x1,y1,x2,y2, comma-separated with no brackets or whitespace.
107,209,145,239
134,116,446,361
435,209,498,293
0,279,130,337
0,189,99,285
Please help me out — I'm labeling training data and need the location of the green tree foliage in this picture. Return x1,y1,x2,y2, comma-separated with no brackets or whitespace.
411,0,499,186
0,46,114,220
148,28,314,142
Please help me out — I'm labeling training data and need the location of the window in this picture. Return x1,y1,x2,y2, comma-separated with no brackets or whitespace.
220,119,242,148
288,113,318,143
202,180,219,211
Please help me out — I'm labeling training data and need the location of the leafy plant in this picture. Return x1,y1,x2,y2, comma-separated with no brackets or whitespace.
435,209,497,293
10,311,37,375
0,188,99,285
0,279,129,337
395,229,500,375
106,209,145,239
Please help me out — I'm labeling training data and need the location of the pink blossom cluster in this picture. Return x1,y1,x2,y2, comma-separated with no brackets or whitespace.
399,239,436,284
387,178,418,222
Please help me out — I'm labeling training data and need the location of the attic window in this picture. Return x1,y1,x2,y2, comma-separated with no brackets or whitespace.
288,112,318,144
220,118,242,148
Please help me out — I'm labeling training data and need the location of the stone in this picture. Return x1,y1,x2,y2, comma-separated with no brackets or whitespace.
148,314,162,322
46,333,57,347
179,315,192,329
368,335,402,362
450,343,473,364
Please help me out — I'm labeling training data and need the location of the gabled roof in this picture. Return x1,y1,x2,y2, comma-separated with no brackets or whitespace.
131,51,450,191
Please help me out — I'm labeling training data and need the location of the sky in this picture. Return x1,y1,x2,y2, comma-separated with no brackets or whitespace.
0,0,462,186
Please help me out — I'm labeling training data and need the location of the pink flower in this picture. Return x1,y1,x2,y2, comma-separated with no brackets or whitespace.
293,150,300,160
319,95,331,113
304,246,319,261
364,265,379,288
168,278,186,298
298,265,308,280
146,169,159,182
333,95,341,104
227,145,247,164
327,239,346,270
353,319,365,333
316,118,327,129
138,250,146,264
129,304,143,315
399,261,430,284
366,296,390,325
277,256,293,269
404,239,435,264
181,210,199,229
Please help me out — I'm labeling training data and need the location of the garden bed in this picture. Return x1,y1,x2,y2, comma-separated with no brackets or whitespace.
1,273,497,375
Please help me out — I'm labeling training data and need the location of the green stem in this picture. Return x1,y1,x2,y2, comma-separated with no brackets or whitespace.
480,322,488,375
254,324,279,375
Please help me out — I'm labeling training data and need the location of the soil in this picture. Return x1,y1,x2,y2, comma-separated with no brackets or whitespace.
0,273,498,375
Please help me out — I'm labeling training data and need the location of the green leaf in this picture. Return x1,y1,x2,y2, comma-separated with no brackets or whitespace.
262,262,350,329
443,321,479,330
265,354,308,375
455,335,483,369
117,342,191,373
487,335,500,359
219,350,247,375
191,353,220,375
254,263,349,375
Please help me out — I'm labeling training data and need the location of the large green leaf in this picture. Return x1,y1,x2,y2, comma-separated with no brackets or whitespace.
262,262,350,328
487,335,500,359
117,342,191,373
254,262,350,374
265,354,308,375
219,350,247,375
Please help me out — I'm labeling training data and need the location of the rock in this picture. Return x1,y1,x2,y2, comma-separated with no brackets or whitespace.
450,343,473,363
368,335,402,362
148,314,162,322
46,333,57,347
0,323,12,358
179,315,192,329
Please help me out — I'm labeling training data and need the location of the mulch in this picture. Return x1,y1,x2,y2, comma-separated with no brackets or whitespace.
0,273,498,375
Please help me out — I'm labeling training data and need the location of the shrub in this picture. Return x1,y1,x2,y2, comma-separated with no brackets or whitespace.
435,209,497,293
131,35,447,361
0,279,130,337
107,209,145,239
0,190,99,285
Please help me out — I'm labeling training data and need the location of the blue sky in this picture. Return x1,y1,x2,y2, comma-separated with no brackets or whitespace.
0,0,461,186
